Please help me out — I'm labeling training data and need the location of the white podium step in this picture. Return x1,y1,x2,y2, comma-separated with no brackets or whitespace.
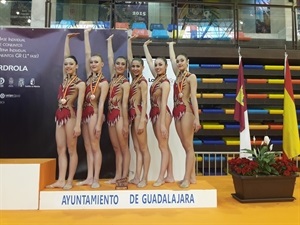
39,180,217,210
0,158,56,210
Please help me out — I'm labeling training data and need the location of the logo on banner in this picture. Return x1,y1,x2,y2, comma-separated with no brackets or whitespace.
30,78,35,86
18,78,24,87
8,77,14,87
0,77,4,87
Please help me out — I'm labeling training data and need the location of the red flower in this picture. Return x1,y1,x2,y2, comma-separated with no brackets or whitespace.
229,136,299,176
272,158,298,176
228,157,259,176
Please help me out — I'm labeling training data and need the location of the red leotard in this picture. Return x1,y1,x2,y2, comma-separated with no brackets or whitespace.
55,76,82,126
173,72,194,120
149,75,171,124
82,74,107,123
129,75,148,123
107,75,129,126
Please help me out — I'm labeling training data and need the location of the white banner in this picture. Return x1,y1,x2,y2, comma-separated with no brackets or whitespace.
39,189,217,210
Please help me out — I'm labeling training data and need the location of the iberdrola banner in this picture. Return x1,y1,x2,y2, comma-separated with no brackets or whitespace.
0,28,127,178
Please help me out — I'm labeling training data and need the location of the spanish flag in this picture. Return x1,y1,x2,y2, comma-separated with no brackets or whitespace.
234,56,251,155
283,53,300,159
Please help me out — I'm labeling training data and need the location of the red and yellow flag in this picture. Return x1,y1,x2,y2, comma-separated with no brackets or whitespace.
234,56,251,152
283,54,300,159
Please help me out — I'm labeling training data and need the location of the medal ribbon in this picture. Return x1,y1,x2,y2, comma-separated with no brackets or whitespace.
177,71,188,97
62,75,77,101
90,73,103,97
110,74,124,97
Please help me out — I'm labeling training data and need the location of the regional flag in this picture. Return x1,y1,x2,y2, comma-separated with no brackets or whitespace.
234,56,251,155
283,53,300,159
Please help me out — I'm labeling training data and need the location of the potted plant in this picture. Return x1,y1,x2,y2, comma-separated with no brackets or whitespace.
228,136,299,203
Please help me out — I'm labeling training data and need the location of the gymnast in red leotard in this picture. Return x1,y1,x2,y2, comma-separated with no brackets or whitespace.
106,34,130,184
47,33,86,190
173,71,194,120
127,36,150,188
76,28,109,189
149,72,172,123
168,41,200,188
143,39,174,187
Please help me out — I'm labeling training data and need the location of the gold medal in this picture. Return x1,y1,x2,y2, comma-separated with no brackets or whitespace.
60,98,67,105
60,75,77,105
177,71,188,99
89,73,103,99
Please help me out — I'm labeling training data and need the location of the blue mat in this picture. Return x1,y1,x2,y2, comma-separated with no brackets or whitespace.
248,109,269,114
244,65,264,69
224,78,237,83
202,109,224,113
200,64,221,68
193,140,203,145
225,124,239,129
189,64,200,68
202,140,225,145
224,93,236,98
203,154,226,161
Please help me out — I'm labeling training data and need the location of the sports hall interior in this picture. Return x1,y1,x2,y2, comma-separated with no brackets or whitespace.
1,0,300,224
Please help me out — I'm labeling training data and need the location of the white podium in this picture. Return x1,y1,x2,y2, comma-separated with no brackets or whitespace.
39,179,217,210
0,158,56,210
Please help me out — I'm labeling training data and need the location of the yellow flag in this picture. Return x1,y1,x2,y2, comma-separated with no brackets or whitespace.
283,54,300,158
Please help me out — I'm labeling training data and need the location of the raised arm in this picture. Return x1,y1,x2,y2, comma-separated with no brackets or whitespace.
84,28,92,77
107,34,115,78
127,35,136,68
143,40,156,78
167,41,178,75
63,33,79,75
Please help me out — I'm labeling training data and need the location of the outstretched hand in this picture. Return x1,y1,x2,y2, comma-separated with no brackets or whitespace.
144,39,152,46
193,119,201,133
67,33,80,38
129,34,138,40
107,34,114,41
84,28,92,33
167,41,176,45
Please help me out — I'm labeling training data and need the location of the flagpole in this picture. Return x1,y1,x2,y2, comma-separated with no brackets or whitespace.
285,45,287,64
238,46,241,64
234,46,251,158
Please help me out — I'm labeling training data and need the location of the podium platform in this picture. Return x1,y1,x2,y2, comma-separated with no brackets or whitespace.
0,158,217,210
0,158,56,210
40,179,217,210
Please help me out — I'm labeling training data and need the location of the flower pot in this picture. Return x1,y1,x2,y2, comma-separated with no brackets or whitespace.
231,173,298,203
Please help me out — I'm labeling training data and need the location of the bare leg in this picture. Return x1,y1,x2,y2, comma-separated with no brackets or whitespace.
46,125,67,188
115,117,130,179
129,123,141,185
153,113,174,186
135,118,150,188
64,118,78,190
108,125,122,184
88,115,102,188
77,123,93,186
175,112,196,188
165,147,175,183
